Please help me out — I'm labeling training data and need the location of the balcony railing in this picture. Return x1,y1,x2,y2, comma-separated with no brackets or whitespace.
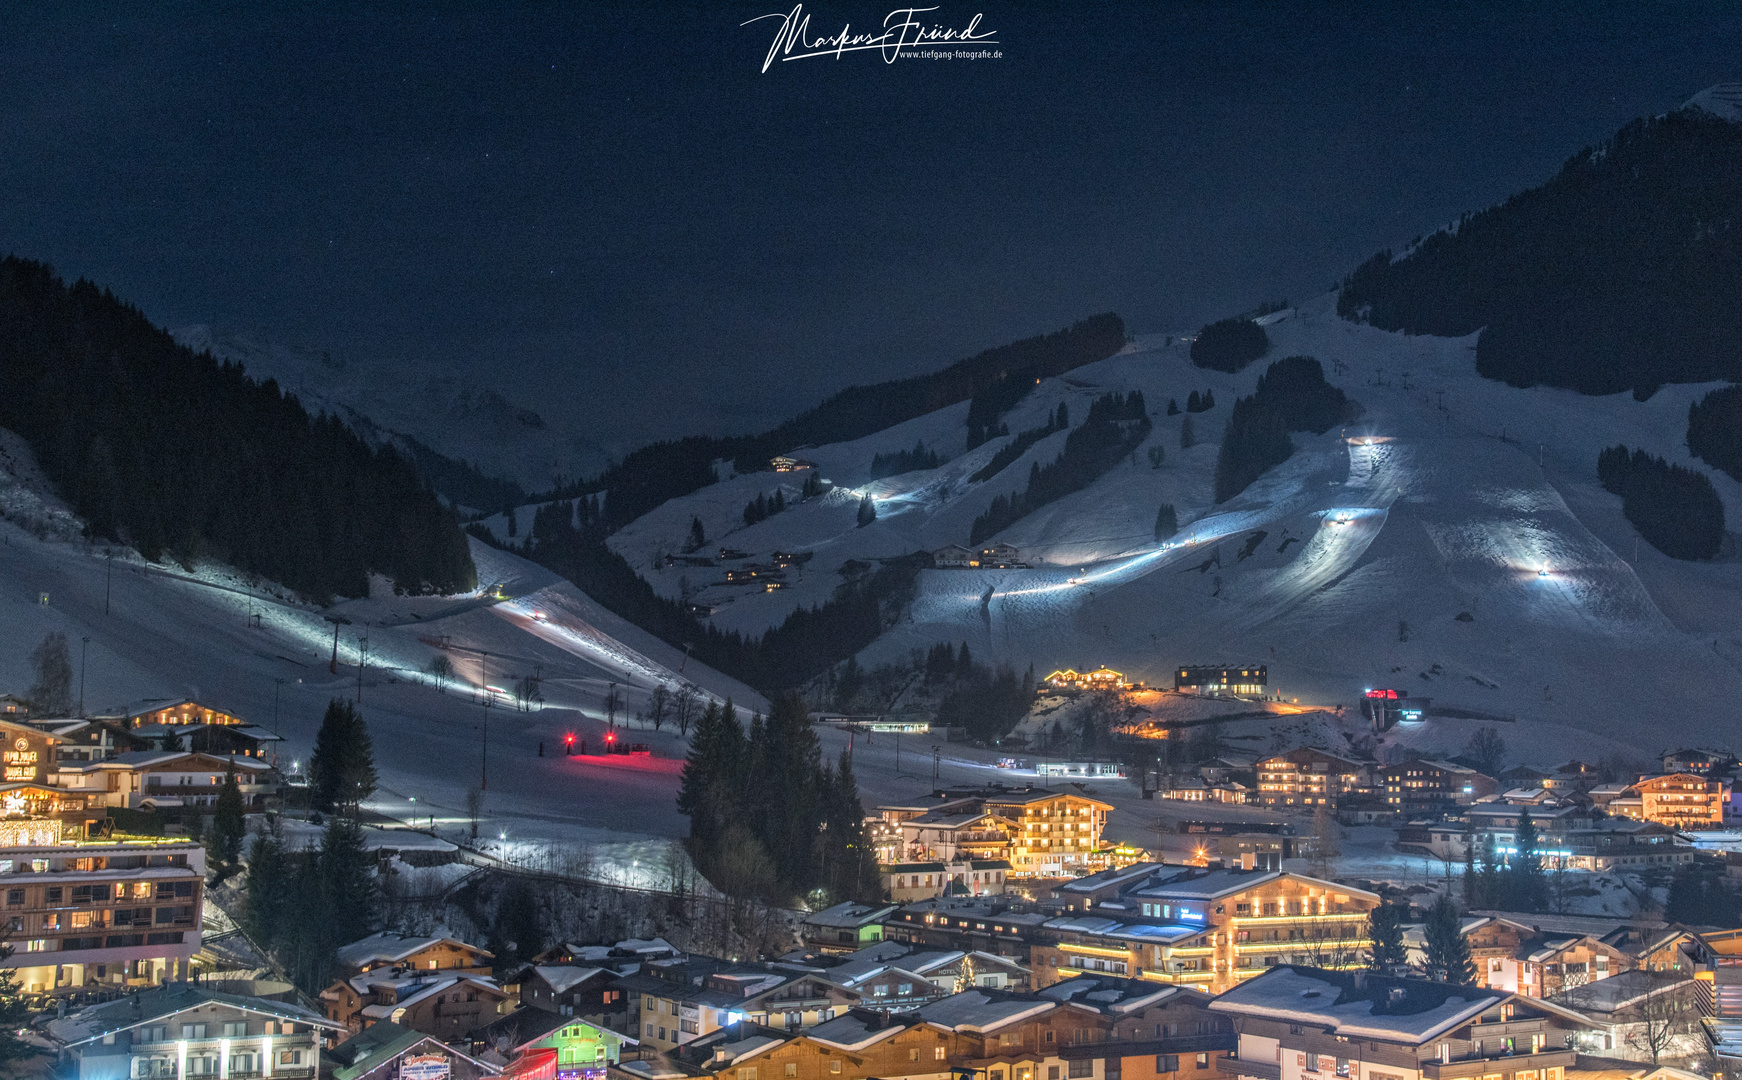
1421,1048,1575,1080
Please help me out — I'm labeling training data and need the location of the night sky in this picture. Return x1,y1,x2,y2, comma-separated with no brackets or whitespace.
2,4,1738,458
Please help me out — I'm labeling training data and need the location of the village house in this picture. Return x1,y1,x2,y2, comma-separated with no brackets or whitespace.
336,930,496,978
893,808,1015,864
1379,760,1497,814
882,898,1053,963
1043,668,1133,692
1463,915,1694,999
1174,666,1267,696
49,749,278,810
517,963,629,1021
1545,971,1708,1064
48,982,343,1080
978,544,1025,568
326,1020,504,1080
1618,774,1727,830
471,1007,635,1080
320,967,512,1037
933,545,976,569
1212,966,1597,1080
1254,749,1367,810
771,456,817,472
877,786,1115,878
1660,748,1734,774
624,964,863,1053
882,859,1011,902
802,902,897,953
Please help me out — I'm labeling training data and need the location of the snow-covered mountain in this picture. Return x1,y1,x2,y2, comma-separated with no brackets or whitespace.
173,325,608,497
503,293,1742,759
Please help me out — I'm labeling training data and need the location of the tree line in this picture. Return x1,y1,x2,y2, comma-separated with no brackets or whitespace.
1213,356,1352,503
969,404,1067,483
969,391,1151,545
926,640,1036,742
1338,109,1742,397
1596,444,1724,560
0,257,476,601
1191,318,1270,373
676,693,880,903
243,698,382,992
1687,385,1742,483
870,440,943,479
553,314,1125,528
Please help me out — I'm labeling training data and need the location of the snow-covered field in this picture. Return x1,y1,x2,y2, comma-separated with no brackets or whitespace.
582,294,1742,757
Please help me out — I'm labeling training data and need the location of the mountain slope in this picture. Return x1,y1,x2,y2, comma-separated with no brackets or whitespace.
1337,101,1742,395
573,297,1742,758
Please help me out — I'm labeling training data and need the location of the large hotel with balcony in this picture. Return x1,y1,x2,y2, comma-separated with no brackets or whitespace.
0,717,207,995
1033,866,1381,994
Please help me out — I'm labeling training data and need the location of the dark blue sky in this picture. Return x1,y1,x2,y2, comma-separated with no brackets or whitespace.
2,4,1738,455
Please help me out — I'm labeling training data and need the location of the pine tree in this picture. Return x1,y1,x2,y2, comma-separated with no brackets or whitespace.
490,879,544,968
243,827,288,952
1424,893,1475,982
310,699,377,812
319,813,379,959
1367,901,1408,971
688,516,706,550
856,494,877,527
0,935,30,1063
1167,398,1180,416
1154,503,1178,541
1180,414,1196,450
1056,403,1069,428
209,765,248,882
1509,809,1548,913
1187,390,1201,412
26,631,72,715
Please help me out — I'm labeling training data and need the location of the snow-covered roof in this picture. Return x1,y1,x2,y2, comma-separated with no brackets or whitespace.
915,990,1053,1032
806,901,897,928
532,965,606,994
1055,861,1168,893
1547,970,1695,1015
336,930,493,969
1129,867,1378,903
49,984,340,1046
806,1011,912,1050
1037,976,1181,1013
1208,967,1500,1044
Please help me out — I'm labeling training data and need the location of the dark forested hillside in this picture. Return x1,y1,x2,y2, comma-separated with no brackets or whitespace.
969,391,1150,545
1213,356,1352,503
1597,444,1725,560
0,257,476,600
572,314,1125,526
1338,109,1742,395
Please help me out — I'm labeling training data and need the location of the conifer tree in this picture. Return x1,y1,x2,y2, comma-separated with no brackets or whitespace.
1509,809,1548,913
319,813,379,958
1366,901,1408,971
490,879,545,968
1424,893,1475,983
209,765,248,882
856,494,877,527
688,516,706,550
27,631,73,716
310,699,377,812
1180,414,1196,450
1154,503,1178,541
243,826,288,952
0,934,30,1063
1167,398,1180,416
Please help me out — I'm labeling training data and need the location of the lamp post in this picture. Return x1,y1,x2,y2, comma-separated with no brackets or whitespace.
480,695,493,791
